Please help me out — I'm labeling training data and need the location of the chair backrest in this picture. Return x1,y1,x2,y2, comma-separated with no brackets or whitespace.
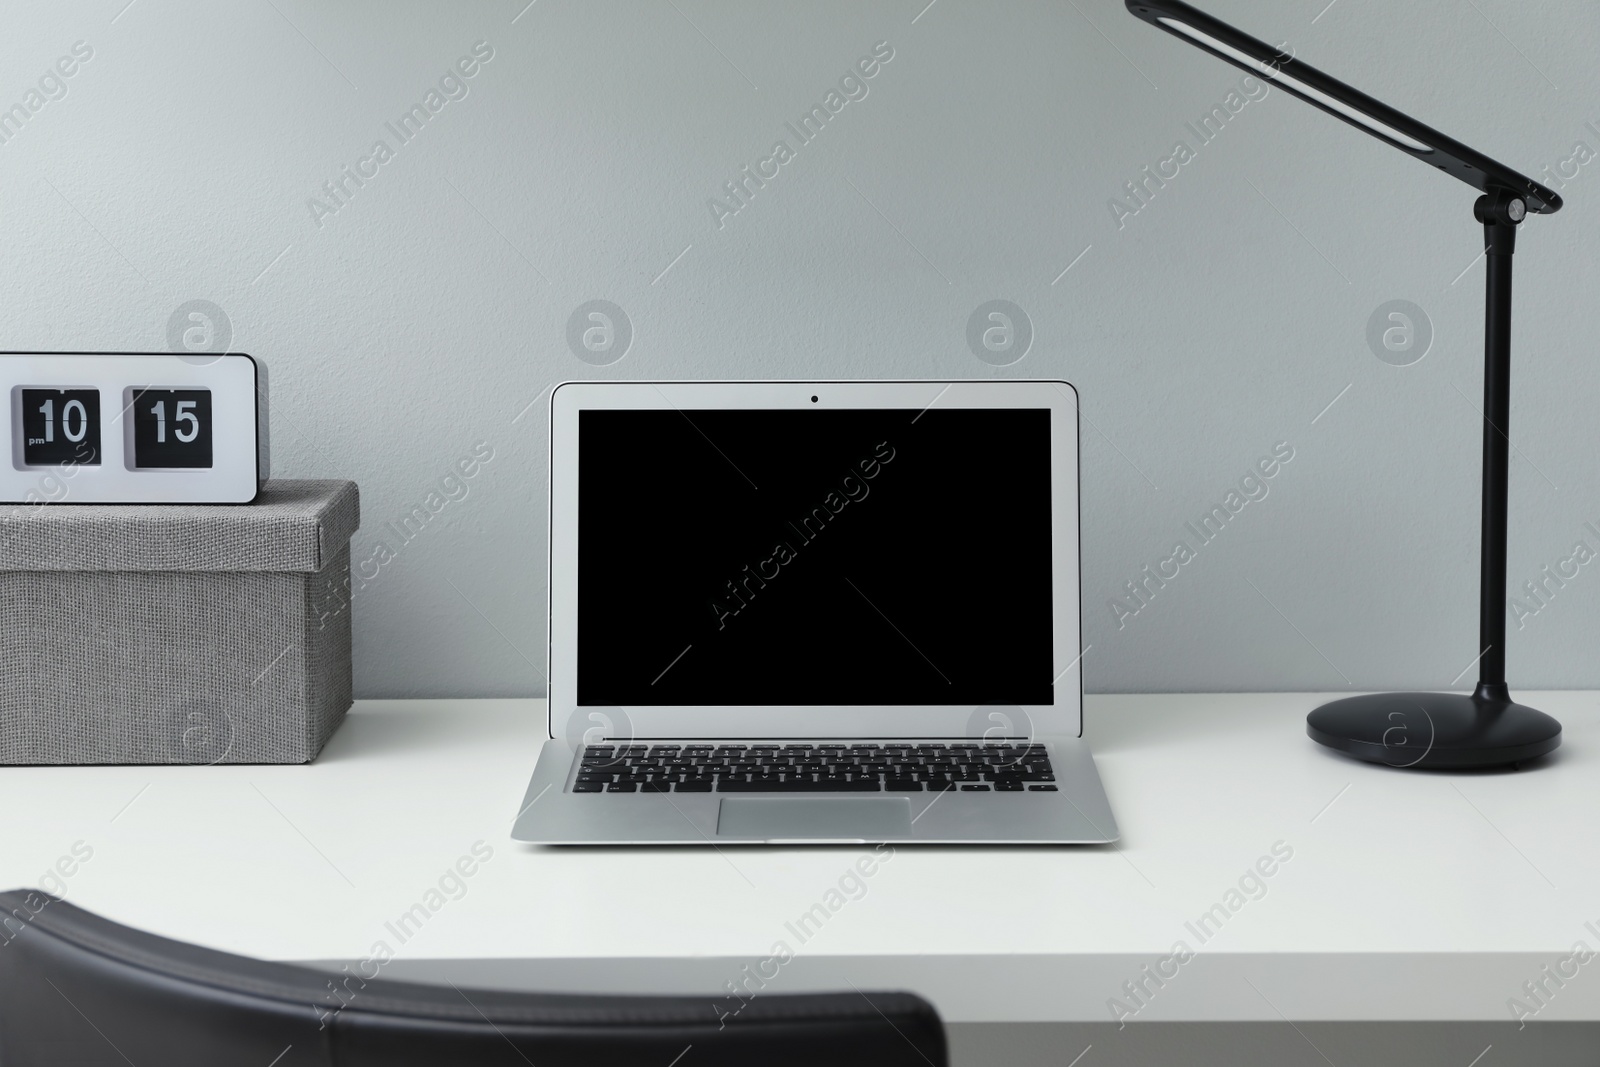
0,889,946,1067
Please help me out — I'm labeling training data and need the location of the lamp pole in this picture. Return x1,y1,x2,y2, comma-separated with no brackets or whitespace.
1474,190,1522,706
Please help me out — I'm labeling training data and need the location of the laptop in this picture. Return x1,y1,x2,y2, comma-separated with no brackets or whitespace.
511,380,1119,845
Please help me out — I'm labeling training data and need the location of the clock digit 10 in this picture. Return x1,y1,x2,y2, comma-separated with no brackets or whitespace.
21,388,102,467
131,387,213,469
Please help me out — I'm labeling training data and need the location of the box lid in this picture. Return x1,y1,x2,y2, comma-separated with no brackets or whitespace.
0,480,359,573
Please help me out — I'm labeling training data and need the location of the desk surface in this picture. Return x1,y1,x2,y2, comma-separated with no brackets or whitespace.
4,693,1598,1025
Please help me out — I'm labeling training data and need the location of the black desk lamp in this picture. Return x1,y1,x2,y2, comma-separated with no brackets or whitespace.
1124,0,1564,769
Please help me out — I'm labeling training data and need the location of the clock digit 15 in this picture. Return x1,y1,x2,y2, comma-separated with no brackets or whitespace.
131,387,213,469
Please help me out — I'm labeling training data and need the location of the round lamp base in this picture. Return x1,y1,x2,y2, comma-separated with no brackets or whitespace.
1307,691,1561,769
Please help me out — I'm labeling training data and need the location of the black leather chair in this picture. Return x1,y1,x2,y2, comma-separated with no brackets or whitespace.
0,890,946,1066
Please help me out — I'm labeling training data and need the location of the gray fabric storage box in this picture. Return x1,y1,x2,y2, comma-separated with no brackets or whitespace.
0,480,359,765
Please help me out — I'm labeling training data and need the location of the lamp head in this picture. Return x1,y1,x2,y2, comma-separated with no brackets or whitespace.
1124,0,1561,214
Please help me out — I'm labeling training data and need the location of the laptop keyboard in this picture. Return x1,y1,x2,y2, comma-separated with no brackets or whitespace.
572,742,1058,794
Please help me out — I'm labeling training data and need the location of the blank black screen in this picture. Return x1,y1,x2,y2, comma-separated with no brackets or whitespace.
577,408,1053,706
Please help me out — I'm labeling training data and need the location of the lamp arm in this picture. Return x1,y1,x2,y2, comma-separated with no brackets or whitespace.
1124,0,1562,214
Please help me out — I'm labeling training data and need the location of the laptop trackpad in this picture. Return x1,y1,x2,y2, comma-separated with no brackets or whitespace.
716,797,912,841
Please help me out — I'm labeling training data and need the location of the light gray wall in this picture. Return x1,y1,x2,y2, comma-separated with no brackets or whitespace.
4,0,1596,697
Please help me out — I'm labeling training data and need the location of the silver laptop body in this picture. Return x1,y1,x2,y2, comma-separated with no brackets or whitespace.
512,380,1118,845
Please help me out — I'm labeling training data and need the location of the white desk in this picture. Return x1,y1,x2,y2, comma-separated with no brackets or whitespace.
5,694,1598,1064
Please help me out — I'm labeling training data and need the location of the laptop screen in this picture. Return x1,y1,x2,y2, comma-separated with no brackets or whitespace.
577,408,1053,706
